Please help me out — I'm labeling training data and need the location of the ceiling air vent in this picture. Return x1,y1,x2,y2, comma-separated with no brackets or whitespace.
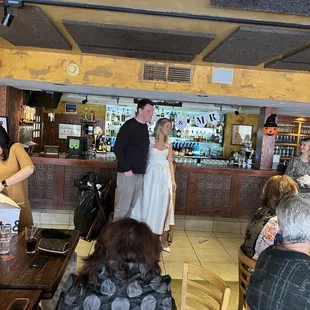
143,64,167,81
167,67,191,83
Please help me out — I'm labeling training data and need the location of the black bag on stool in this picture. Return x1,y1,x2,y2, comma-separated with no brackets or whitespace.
74,172,109,239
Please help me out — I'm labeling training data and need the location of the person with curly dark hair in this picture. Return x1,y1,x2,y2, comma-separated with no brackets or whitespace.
61,218,176,310
0,125,34,229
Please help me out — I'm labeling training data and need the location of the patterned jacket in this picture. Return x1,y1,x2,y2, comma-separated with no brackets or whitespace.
61,262,176,310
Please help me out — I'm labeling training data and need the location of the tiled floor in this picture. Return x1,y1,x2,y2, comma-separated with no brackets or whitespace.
34,210,247,282
73,229,244,281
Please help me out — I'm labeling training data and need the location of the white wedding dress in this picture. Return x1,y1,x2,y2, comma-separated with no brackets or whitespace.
131,138,175,235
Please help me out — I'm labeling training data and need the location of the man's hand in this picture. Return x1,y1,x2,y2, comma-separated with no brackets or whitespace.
124,170,134,177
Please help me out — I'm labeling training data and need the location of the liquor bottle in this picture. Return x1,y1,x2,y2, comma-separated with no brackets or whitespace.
98,138,103,151
172,123,177,137
111,110,116,122
211,131,215,143
117,112,121,124
121,109,126,122
185,127,189,139
194,131,199,142
106,139,111,152
106,108,111,121
172,142,176,156
189,143,193,156
207,132,211,142
194,143,200,157
185,143,189,156
202,131,207,142
105,125,111,136
191,116,196,126
110,138,115,152
110,127,115,137
177,129,181,138
187,115,190,124
100,138,105,153
179,142,184,155
175,142,179,156
180,144,185,157
190,131,195,141
125,109,131,121
198,131,203,142
161,109,165,117
148,127,152,136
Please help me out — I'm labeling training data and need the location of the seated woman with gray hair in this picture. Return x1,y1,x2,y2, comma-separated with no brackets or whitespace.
246,194,310,310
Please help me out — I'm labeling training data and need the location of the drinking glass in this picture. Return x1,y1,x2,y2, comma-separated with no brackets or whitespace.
0,224,11,255
25,226,37,254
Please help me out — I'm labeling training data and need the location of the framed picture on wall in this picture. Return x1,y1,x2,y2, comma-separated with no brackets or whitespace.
65,103,78,114
0,116,8,133
59,123,81,139
231,124,253,145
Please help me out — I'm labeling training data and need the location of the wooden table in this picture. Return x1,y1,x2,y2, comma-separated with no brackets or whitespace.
0,289,42,310
0,229,79,299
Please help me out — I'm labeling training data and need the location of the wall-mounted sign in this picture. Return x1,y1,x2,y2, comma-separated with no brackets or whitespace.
195,111,219,128
0,116,8,133
59,123,81,139
175,117,188,131
65,103,78,114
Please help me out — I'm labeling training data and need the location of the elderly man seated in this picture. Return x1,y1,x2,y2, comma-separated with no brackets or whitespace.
246,194,310,310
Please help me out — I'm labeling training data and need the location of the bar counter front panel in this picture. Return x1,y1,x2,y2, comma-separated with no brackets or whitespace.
29,157,280,216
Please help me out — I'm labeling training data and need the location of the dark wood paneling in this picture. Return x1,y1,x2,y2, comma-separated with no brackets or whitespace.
6,86,24,141
196,173,231,211
42,114,104,152
229,174,242,216
53,165,65,207
63,166,101,203
0,85,7,116
239,176,269,213
29,157,281,215
28,164,54,204
186,172,198,215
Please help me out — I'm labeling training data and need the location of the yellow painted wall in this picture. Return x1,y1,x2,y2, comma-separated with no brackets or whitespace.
1,49,310,104
45,101,106,118
224,113,259,158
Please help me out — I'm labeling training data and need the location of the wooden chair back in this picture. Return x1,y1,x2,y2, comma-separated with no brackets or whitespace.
238,248,256,310
181,262,231,310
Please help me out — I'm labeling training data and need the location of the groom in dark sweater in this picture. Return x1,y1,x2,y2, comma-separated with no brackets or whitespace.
113,99,153,221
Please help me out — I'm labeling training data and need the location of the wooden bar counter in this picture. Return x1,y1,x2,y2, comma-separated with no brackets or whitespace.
29,156,280,217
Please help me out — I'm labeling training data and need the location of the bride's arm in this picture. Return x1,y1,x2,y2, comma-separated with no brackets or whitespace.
168,144,177,191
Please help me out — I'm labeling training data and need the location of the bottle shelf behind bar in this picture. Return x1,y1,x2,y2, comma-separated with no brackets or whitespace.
104,104,224,158
274,119,310,162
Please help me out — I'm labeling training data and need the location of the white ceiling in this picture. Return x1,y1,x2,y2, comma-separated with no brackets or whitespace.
1,78,310,116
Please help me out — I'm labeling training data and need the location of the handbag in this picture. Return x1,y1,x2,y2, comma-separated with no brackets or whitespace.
38,238,70,255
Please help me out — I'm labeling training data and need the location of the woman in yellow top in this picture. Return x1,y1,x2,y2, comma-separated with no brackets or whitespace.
0,125,35,229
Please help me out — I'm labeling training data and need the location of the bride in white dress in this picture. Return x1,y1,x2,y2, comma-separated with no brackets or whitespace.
131,118,176,252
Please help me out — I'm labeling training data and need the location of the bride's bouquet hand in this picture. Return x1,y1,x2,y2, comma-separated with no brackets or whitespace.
172,182,177,192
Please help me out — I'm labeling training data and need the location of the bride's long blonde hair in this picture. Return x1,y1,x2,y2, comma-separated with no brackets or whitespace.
153,118,171,144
